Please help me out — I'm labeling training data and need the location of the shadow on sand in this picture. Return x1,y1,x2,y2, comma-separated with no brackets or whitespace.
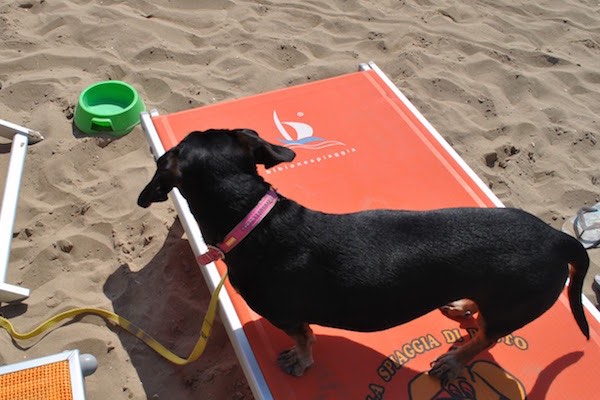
102,218,575,399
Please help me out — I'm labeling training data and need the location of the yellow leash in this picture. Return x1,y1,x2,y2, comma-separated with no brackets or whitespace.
0,272,228,366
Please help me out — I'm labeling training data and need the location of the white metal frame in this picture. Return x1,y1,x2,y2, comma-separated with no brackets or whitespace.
0,119,43,303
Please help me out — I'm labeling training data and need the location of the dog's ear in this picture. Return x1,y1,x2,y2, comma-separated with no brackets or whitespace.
137,148,181,208
236,129,295,168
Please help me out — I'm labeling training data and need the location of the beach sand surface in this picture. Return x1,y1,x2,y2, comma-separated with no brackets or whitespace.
1,1,599,399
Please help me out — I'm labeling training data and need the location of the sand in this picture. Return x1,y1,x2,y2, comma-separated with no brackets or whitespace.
0,1,599,399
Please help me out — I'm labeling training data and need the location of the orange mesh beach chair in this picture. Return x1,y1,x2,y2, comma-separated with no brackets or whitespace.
140,62,600,399
0,349,97,400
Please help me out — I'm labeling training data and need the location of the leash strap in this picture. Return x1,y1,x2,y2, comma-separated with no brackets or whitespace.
0,190,277,362
0,272,228,366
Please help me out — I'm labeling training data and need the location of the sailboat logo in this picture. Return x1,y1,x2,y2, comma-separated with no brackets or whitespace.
273,110,345,150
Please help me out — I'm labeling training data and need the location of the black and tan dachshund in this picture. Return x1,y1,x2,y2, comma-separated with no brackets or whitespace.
138,129,589,382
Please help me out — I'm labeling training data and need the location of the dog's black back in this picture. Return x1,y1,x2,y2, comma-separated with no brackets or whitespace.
139,129,589,341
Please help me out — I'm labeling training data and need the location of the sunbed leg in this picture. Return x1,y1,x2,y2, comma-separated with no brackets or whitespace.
0,121,37,303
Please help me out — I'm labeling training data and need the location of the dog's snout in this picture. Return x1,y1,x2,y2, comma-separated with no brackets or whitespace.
137,176,172,208
137,187,153,208
137,195,151,208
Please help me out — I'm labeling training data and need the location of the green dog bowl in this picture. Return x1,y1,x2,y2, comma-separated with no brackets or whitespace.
74,81,145,137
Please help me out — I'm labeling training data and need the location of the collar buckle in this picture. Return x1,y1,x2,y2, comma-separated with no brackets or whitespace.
197,245,225,265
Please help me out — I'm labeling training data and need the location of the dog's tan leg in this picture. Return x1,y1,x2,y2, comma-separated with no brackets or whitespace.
429,314,494,383
277,323,315,376
439,298,478,321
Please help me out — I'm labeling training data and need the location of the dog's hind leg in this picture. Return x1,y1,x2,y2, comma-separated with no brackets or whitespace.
277,323,315,376
431,281,564,384
429,312,496,383
439,299,478,322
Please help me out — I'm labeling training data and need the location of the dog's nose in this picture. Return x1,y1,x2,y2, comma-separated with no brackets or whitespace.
137,191,151,208
137,197,150,208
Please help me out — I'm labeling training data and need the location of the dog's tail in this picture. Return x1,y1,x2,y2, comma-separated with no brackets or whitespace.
565,235,590,340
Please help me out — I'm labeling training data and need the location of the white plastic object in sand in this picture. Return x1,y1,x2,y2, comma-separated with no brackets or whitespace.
0,119,43,303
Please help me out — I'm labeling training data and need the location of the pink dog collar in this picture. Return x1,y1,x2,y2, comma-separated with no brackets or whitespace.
197,188,278,265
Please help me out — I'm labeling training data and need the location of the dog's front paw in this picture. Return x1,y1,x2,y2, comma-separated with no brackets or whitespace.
429,352,464,384
277,347,313,376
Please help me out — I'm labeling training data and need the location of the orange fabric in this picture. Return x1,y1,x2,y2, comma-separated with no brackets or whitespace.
152,69,600,399
0,361,73,400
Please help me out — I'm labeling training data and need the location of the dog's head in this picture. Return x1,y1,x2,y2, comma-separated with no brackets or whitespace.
137,129,295,208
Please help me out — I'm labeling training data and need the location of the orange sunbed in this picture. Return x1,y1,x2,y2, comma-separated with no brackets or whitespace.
140,62,600,399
